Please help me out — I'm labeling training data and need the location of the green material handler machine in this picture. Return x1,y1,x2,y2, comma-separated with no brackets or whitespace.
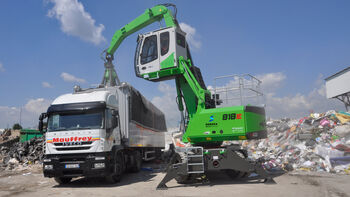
103,3,284,189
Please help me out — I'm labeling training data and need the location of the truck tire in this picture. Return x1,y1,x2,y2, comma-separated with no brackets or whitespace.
106,152,123,183
130,151,142,173
54,177,72,184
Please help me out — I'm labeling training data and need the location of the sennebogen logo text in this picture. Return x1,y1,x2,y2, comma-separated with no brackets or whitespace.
206,115,217,127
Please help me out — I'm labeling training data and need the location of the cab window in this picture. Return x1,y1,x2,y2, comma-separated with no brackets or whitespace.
141,35,158,65
176,33,186,48
160,32,169,56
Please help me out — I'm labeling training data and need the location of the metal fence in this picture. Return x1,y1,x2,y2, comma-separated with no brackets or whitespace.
212,74,264,107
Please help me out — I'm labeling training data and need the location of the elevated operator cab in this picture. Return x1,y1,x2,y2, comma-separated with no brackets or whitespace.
134,27,187,79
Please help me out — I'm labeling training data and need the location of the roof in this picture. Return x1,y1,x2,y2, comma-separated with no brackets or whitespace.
52,90,111,105
325,66,350,81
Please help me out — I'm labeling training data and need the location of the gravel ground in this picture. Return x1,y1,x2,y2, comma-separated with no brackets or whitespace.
0,164,349,197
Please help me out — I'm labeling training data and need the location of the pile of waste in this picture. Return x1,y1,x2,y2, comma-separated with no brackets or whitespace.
0,137,44,171
243,110,350,174
0,129,20,143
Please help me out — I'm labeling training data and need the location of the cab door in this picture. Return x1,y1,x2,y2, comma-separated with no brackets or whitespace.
159,29,176,70
137,32,160,75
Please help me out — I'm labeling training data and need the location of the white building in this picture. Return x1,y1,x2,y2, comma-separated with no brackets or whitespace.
325,66,350,111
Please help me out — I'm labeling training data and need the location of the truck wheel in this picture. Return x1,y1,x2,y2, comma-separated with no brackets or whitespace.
54,177,72,184
106,152,123,183
130,151,142,173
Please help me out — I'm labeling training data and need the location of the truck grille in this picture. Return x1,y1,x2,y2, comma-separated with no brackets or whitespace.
54,141,93,146
56,147,91,151
59,157,86,162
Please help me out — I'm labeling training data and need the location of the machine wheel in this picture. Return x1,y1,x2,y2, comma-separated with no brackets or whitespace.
129,150,142,173
106,151,123,183
54,177,72,184
173,152,190,184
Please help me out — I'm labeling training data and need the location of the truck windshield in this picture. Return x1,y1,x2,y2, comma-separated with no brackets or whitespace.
47,112,103,132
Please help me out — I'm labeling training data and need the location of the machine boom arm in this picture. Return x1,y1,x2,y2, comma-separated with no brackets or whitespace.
106,5,177,58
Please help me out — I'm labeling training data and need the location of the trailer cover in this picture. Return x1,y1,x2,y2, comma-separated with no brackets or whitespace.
129,87,167,132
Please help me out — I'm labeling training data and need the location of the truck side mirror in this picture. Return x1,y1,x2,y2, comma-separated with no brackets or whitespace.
38,113,47,133
111,109,118,116
111,117,118,129
110,110,118,129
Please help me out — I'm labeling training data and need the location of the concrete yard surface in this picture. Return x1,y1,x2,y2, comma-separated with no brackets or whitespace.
0,166,349,197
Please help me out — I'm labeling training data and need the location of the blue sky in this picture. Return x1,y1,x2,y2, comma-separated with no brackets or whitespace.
0,0,349,128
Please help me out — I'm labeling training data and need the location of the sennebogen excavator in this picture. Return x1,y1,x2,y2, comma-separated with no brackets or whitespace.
102,3,284,189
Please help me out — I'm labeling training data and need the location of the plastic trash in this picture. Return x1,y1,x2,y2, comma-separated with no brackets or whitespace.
243,110,350,174
302,161,313,167
335,112,350,124
334,125,350,137
320,119,330,127
315,145,344,159
329,156,350,166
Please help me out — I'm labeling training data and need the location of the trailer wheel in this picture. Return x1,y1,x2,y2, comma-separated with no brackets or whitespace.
130,151,142,173
54,177,72,185
106,152,123,183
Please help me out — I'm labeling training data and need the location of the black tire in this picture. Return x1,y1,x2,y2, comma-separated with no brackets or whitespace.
106,152,123,183
129,151,142,173
173,153,190,184
155,148,163,160
175,174,191,184
54,177,72,185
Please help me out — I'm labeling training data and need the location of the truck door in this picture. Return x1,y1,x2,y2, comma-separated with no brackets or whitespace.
106,109,121,147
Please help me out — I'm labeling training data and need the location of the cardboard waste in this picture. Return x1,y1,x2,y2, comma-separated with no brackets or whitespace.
243,110,350,174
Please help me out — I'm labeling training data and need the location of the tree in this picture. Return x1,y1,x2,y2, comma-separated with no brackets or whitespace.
12,123,22,130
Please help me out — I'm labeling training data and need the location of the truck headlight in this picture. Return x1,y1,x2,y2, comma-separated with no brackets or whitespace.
95,156,105,160
43,159,51,162
44,165,53,170
94,163,105,169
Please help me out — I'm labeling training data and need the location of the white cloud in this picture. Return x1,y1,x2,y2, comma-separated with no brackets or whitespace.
151,82,180,128
0,106,20,128
25,98,52,115
42,81,53,88
179,22,202,50
0,98,52,128
0,62,5,72
314,73,324,87
60,72,86,83
256,72,286,93
47,0,106,45
254,72,343,118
